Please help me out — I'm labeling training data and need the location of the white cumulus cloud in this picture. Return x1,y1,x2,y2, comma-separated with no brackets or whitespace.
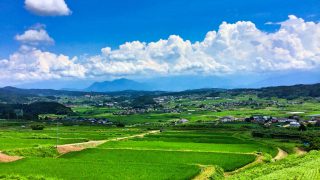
0,46,86,82
1,15,320,85
15,27,54,45
92,15,320,76
25,0,71,16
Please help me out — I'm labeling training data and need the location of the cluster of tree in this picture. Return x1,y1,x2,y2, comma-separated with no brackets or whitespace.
252,129,320,150
131,95,157,108
30,124,45,130
159,83,320,100
0,102,73,120
257,83,320,99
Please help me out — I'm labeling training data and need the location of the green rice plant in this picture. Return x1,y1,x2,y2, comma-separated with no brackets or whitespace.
3,146,59,158
99,140,274,154
228,150,320,180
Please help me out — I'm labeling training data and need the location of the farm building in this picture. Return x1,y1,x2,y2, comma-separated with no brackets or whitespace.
308,114,320,121
278,118,297,123
176,119,189,124
219,116,236,123
290,122,300,127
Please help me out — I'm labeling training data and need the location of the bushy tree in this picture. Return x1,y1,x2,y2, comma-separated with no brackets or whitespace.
30,124,45,130
298,124,307,131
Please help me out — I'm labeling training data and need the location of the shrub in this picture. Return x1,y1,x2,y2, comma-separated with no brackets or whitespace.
210,166,224,180
262,153,273,163
116,122,125,127
4,146,59,158
30,124,45,130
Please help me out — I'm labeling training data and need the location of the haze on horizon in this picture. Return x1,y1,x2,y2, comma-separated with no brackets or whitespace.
0,0,320,90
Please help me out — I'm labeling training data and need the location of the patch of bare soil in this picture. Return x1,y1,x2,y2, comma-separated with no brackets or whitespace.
294,147,307,156
273,148,288,161
0,152,22,163
57,140,107,154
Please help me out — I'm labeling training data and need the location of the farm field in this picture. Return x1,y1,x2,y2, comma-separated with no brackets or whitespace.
0,148,256,179
228,150,320,179
68,98,320,124
0,128,268,179
0,126,144,151
100,130,277,156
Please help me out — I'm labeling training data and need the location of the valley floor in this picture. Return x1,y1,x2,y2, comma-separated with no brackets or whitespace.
0,127,317,180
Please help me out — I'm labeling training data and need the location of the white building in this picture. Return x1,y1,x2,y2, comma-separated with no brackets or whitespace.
290,122,300,127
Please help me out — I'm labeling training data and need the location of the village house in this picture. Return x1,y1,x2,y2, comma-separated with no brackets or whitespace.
177,119,189,124
173,119,189,125
219,116,236,123
277,118,297,123
290,121,300,127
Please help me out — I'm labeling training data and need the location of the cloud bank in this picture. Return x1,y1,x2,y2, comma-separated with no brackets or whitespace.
1,15,320,84
25,0,71,16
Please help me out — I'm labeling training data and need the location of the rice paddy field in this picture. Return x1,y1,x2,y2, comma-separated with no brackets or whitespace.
99,131,277,155
0,128,276,179
227,150,320,180
0,126,144,150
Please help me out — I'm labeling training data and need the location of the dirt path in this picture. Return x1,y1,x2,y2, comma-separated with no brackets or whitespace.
57,130,159,154
193,165,216,180
273,148,288,161
294,147,307,156
0,152,22,163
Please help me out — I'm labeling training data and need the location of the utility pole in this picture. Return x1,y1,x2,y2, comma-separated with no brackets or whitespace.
56,119,59,147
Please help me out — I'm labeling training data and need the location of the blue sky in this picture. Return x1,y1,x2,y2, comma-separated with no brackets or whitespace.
1,0,319,57
0,0,320,88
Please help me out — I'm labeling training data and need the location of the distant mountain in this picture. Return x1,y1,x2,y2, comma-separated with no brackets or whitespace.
85,78,152,92
85,74,320,92
85,76,235,92
248,71,320,88
144,76,234,91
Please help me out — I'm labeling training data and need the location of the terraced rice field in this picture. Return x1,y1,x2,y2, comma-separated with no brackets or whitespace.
228,150,320,180
0,126,144,150
99,131,277,155
0,129,276,179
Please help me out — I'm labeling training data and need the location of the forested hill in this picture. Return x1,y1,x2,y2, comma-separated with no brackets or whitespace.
257,83,320,99
163,83,320,99
0,83,319,103
0,102,73,120
0,86,107,103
